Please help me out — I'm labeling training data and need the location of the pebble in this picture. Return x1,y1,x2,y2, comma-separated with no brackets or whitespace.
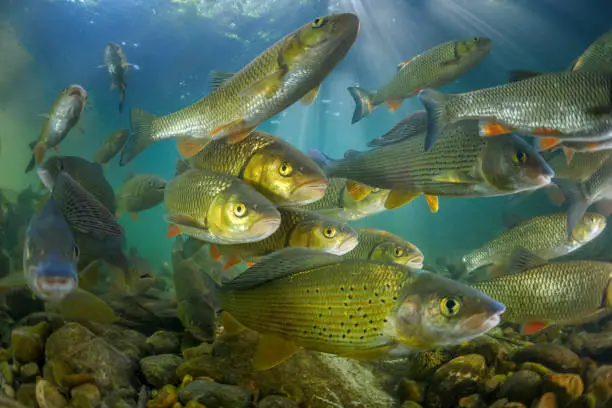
512,344,581,373
140,354,183,388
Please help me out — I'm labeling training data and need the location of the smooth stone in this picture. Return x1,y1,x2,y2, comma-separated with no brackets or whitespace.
70,383,101,407
140,354,183,388
66,394,96,408
179,380,251,408
498,370,542,404
176,355,223,382
20,362,40,382
147,384,178,408
400,379,424,403
182,343,213,361
512,344,581,373
535,392,558,408
0,348,11,361
569,331,612,357
146,331,181,355
83,322,150,363
16,383,38,407
1,360,14,386
258,395,299,408
483,374,507,396
588,365,612,405
400,403,424,408
458,393,484,408
520,362,553,376
12,322,50,363
35,379,67,408
426,354,487,408
543,373,584,406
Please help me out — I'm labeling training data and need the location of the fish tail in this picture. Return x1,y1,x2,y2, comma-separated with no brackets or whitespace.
347,86,375,124
120,108,157,166
418,88,451,152
118,83,126,113
556,179,589,239
24,155,36,173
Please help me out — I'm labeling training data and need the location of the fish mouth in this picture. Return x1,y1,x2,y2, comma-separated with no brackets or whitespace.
247,216,282,240
407,256,424,269
36,275,77,300
328,234,359,255
290,181,327,205
67,85,87,100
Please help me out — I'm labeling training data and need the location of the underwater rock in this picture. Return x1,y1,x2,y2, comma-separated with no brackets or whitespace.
20,362,40,382
400,403,424,408
84,321,150,363
12,322,50,363
425,354,488,408
542,373,584,406
449,335,508,366
140,354,183,388
258,395,299,408
6,288,45,322
176,355,223,382
520,362,553,376
569,331,612,358
535,392,558,408
45,358,95,392
70,383,101,407
399,379,424,403
179,380,251,408
0,348,11,361
45,322,136,396
483,374,507,396
146,384,178,408
35,379,67,408
457,394,484,408
489,400,526,408
512,344,581,373
587,365,612,406
1,360,14,386
497,370,542,404
16,382,38,407
182,343,213,361
146,331,181,355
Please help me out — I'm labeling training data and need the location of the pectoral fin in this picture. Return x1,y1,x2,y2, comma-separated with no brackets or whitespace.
346,180,372,201
301,86,319,105
384,99,403,112
424,194,439,213
253,333,299,371
221,311,247,335
384,190,419,210
520,321,549,335
479,120,513,137
224,255,243,271
208,119,254,144
433,170,480,184
176,137,208,158
239,70,285,98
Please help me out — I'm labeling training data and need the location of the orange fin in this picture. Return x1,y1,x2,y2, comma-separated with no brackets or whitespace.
534,127,561,135
384,99,403,112
346,180,372,201
479,120,513,137
561,145,575,164
424,194,439,213
546,185,566,206
224,255,242,271
209,118,252,142
34,144,46,165
521,321,548,335
209,244,222,261
129,212,138,221
167,225,181,238
176,137,208,158
384,190,419,210
225,128,254,145
245,261,256,268
535,137,561,151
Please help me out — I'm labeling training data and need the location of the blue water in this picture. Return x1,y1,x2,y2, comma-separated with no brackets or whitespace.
2,0,611,268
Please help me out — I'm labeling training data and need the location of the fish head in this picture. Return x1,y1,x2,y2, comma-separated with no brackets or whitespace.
370,239,424,268
208,184,281,244
571,212,607,243
244,143,328,205
343,186,390,213
455,37,492,63
481,134,554,192
288,217,358,255
64,85,88,111
392,271,504,349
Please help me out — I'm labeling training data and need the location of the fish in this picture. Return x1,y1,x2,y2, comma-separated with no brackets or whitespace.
93,129,130,166
545,149,612,181
462,212,606,276
571,29,612,73
187,131,327,205
367,110,428,147
120,13,360,165
116,173,167,221
103,43,135,113
420,72,612,153
25,85,88,173
344,228,424,268
298,177,390,221
209,206,358,270
164,168,282,244
310,118,553,212
472,249,612,335
212,247,504,370
38,155,117,215
348,37,491,123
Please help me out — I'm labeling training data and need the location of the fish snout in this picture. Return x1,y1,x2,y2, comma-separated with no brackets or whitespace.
36,274,77,300
290,180,327,204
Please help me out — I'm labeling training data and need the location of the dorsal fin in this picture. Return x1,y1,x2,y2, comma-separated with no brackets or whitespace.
508,70,543,83
222,248,341,290
208,70,235,91
502,212,526,229
174,158,191,177
506,248,546,275
368,111,427,147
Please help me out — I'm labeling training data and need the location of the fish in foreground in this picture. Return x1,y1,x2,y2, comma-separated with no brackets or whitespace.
472,249,612,335
545,149,612,182
25,85,88,173
310,115,553,212
462,212,606,276
120,13,360,165
344,228,424,268
348,37,491,124
209,206,358,270
102,43,137,113
419,72,612,153
186,131,327,205
164,169,281,244
116,173,166,221
93,128,130,166
210,248,504,370
298,177,390,221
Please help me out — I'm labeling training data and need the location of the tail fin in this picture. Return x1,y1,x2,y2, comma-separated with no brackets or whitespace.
418,88,451,152
118,84,126,113
120,108,157,166
347,87,375,124
24,140,39,173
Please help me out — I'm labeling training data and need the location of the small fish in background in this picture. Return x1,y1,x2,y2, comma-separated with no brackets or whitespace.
472,248,612,335
348,37,491,123
205,247,504,370
93,128,130,166
120,13,360,165
102,43,139,113
116,173,166,221
461,212,606,277
544,149,612,182
209,206,358,270
164,168,281,244
186,131,328,205
344,228,424,268
25,85,88,173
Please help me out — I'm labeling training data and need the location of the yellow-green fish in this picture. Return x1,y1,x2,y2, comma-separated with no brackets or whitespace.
571,29,612,73
344,228,423,268
26,85,88,173
164,169,281,244
545,150,612,181
116,173,166,221
462,212,606,275
348,37,491,123
187,131,327,205
472,249,612,335
298,177,390,221
120,13,360,165
209,206,358,270
216,248,505,370
93,129,130,166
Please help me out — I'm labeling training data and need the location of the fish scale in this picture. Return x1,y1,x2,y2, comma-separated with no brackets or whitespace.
220,262,405,354
546,150,612,181
472,261,612,325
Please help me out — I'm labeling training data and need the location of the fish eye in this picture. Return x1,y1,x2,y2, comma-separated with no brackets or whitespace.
323,226,336,238
311,17,327,29
512,150,528,165
233,202,247,218
73,245,80,259
279,161,293,177
393,247,404,257
472,37,479,42
440,296,462,317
